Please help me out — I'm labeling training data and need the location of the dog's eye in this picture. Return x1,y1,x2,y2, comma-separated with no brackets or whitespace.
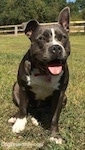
62,34,67,40
55,34,62,41
38,36,45,41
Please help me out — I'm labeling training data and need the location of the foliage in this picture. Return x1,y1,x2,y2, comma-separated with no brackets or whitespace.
0,0,85,25
76,0,85,10
82,9,85,20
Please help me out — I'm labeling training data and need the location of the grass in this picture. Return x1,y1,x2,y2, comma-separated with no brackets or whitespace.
0,34,85,150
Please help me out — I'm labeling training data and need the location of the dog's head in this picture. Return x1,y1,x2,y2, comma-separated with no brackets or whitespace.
25,7,70,75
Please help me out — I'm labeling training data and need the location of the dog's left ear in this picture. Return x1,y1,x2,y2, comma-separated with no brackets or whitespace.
58,7,70,32
24,20,39,38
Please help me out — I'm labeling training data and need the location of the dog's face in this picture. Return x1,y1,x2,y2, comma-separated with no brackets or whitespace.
25,7,70,75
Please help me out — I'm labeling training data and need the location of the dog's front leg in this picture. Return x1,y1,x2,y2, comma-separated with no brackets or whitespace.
12,86,29,133
50,90,65,144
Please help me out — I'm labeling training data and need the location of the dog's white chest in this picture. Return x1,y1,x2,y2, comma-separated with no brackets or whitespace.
27,69,63,100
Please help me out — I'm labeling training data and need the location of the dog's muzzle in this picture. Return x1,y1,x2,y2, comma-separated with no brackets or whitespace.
42,44,67,75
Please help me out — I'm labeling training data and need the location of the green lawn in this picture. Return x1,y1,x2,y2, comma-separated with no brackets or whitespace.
0,34,85,150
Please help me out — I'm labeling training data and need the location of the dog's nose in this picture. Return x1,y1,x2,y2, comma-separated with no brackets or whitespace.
51,45,62,55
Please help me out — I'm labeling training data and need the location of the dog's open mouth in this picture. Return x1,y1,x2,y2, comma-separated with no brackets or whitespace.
48,65,62,75
47,60,63,75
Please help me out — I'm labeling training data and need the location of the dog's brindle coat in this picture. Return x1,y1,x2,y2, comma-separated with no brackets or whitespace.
8,7,70,144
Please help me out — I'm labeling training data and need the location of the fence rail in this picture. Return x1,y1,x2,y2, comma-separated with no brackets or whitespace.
0,21,85,36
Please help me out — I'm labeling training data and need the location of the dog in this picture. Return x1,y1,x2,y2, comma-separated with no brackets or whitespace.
8,7,70,144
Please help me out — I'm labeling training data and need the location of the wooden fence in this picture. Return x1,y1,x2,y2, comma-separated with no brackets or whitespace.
0,21,85,36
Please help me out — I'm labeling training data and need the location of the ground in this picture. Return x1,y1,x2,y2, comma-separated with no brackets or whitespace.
0,34,85,150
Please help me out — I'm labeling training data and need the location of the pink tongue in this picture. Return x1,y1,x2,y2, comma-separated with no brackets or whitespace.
48,66,62,75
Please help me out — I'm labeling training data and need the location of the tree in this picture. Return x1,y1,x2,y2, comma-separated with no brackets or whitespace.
0,0,47,25
43,0,67,22
76,0,85,10
81,9,85,20
75,0,85,20
1,0,84,25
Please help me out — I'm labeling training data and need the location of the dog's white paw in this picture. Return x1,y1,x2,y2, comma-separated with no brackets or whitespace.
12,117,27,133
31,117,39,126
8,117,17,124
50,137,62,144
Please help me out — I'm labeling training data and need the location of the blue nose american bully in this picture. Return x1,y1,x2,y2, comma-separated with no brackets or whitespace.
8,7,70,144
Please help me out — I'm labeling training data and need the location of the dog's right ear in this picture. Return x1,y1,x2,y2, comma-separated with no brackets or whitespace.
58,7,70,32
24,20,39,38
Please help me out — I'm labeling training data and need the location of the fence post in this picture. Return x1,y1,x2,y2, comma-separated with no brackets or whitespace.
84,25,85,33
15,25,18,36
